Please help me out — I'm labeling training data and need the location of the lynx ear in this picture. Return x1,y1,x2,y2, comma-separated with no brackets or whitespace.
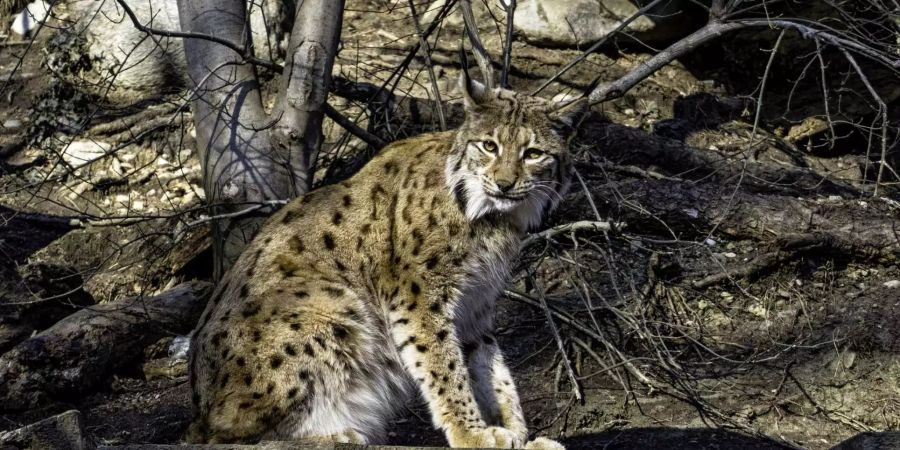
459,48,491,110
549,96,589,128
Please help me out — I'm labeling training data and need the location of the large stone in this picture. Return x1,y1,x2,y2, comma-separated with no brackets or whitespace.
421,0,697,48
0,410,87,450
519,0,701,47
50,0,288,103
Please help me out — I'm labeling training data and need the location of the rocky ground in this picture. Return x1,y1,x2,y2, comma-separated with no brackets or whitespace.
1,1,899,449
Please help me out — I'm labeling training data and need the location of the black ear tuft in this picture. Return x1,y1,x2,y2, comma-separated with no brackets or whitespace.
550,97,589,128
458,48,490,110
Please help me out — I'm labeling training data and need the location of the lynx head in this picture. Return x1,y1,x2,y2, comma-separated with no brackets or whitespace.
446,71,587,231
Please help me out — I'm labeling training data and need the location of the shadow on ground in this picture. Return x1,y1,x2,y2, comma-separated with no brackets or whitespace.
563,427,794,450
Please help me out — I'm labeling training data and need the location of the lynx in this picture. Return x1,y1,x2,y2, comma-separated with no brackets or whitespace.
186,70,585,447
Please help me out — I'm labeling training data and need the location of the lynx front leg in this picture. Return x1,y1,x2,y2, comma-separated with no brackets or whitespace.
388,282,522,448
466,335,566,450
493,350,567,450
465,337,527,440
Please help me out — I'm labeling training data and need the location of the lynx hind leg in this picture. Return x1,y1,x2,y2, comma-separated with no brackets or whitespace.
265,283,409,442
189,282,383,443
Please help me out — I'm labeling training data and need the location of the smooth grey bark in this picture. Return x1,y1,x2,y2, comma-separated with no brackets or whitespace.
176,0,344,277
270,0,344,190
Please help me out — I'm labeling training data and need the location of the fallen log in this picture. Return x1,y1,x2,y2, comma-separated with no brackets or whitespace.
0,281,212,411
579,120,861,197
567,176,900,262
0,410,87,450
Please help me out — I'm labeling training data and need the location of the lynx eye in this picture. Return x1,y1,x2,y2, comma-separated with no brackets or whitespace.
524,148,544,160
481,141,498,153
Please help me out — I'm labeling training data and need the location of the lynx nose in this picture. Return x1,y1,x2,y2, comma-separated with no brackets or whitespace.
495,179,515,193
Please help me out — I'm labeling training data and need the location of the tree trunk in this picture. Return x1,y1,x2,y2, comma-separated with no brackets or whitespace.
176,0,344,277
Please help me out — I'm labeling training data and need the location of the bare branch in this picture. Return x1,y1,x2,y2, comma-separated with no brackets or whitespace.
459,0,495,88
534,0,668,95
407,0,447,130
324,103,387,150
589,17,900,105
114,0,281,72
499,0,516,88
521,220,622,249
589,21,746,104
838,48,891,195
733,18,900,70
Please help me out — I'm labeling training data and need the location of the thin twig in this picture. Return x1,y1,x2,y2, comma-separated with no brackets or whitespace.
813,38,836,150
407,0,447,130
749,29,785,146
528,274,583,402
181,200,288,230
839,48,890,195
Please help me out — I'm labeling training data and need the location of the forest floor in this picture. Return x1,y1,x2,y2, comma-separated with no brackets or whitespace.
1,1,898,449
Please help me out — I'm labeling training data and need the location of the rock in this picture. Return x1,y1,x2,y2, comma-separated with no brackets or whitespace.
787,116,830,145
169,335,191,360
883,280,900,288
61,140,111,167
49,0,288,103
142,357,187,381
513,0,697,47
9,0,49,36
0,410,87,450
22,221,211,304
3,147,43,169
143,334,191,380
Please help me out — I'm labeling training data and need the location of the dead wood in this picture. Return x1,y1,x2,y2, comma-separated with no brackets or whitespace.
0,281,212,411
577,177,898,259
691,232,890,288
578,119,861,197
0,410,87,450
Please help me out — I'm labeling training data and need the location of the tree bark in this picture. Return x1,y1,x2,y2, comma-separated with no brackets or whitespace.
177,0,344,277
0,281,212,411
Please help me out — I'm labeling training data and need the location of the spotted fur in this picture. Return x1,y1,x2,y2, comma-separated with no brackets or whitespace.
186,75,585,448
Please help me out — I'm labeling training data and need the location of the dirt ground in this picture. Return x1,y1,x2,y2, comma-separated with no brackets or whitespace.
1,1,898,449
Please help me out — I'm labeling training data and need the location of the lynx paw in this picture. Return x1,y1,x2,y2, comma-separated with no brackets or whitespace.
525,437,566,450
302,429,366,444
448,426,523,448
